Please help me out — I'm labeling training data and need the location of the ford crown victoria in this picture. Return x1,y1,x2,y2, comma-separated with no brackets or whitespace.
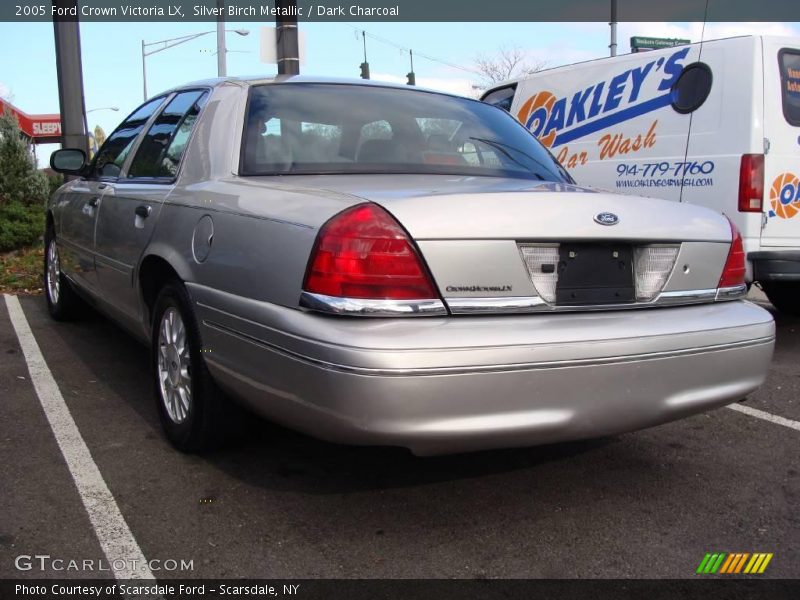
46,77,775,455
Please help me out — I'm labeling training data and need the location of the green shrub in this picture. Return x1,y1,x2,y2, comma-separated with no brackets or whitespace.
0,201,45,252
47,173,64,198
0,110,49,251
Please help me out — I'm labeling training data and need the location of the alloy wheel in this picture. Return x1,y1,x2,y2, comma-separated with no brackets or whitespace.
157,307,192,424
46,239,61,305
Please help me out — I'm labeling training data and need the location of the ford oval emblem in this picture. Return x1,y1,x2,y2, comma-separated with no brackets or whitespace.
594,212,619,226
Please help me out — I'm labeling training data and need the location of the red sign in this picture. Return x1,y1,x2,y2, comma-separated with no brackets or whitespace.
0,98,61,143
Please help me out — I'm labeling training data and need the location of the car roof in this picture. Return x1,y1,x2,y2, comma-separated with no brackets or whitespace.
158,75,469,101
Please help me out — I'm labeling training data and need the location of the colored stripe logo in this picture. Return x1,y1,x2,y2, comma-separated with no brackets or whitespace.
697,552,773,574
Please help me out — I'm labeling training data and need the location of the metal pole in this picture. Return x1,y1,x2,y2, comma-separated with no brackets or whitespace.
141,39,147,100
276,0,300,75
610,0,618,57
216,0,226,76
52,0,88,155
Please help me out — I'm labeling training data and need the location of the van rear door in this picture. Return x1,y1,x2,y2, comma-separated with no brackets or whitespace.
761,39,800,247
497,46,702,203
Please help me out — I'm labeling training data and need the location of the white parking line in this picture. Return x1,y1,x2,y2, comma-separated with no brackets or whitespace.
4,294,153,580
727,403,800,432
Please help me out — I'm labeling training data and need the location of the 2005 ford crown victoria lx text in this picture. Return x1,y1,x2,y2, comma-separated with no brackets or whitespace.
46,77,775,456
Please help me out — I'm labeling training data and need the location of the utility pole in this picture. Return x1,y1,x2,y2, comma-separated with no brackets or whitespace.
216,0,226,76
609,0,618,57
52,0,88,155
406,50,415,85
276,0,300,75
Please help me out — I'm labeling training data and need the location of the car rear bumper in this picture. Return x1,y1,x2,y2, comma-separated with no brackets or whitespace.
750,250,800,282
191,284,775,455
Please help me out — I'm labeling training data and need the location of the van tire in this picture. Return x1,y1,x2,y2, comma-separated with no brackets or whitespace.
761,281,800,316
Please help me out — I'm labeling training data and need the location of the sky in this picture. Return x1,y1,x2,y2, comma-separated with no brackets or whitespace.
1,19,798,164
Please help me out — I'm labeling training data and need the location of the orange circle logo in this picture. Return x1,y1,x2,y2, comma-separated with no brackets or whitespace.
769,172,800,219
517,91,557,148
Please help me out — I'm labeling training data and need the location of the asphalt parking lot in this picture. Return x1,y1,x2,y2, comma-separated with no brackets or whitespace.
1,290,798,580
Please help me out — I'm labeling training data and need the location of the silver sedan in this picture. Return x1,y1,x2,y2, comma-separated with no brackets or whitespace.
46,77,775,455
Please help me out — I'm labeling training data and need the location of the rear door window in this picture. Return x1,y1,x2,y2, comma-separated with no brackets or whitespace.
91,96,166,179
779,50,800,126
127,90,208,179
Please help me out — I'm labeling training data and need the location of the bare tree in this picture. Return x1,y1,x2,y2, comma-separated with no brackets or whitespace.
0,83,12,101
473,46,547,92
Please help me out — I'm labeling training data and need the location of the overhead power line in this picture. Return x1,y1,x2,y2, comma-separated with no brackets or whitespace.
344,24,482,76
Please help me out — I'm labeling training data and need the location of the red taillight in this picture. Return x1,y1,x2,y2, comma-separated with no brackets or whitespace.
303,203,439,300
718,218,746,288
738,154,764,213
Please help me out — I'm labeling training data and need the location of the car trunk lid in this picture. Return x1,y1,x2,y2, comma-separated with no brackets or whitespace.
290,174,736,311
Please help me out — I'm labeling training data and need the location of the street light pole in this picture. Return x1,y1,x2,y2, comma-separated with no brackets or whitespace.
141,28,249,100
141,39,147,100
217,0,226,76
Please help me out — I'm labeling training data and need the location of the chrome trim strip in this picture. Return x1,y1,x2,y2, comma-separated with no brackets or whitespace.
716,284,748,301
448,296,547,314
94,253,132,275
443,288,725,314
302,287,742,317
299,292,448,317
203,318,774,377
655,288,718,305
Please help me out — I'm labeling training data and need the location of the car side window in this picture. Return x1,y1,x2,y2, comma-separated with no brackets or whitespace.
127,90,208,179
91,97,166,179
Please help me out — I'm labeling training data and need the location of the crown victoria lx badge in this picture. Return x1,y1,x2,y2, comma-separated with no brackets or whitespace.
594,212,620,226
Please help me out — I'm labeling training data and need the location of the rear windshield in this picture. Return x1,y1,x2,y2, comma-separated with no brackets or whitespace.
780,49,800,126
240,83,570,182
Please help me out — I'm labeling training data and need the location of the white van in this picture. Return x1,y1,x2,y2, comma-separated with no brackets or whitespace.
482,35,800,314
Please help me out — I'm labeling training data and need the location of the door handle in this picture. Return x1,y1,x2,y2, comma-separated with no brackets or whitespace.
87,197,99,208
135,205,152,218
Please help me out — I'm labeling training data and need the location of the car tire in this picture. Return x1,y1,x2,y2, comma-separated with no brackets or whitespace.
44,230,83,321
761,281,800,316
151,280,232,452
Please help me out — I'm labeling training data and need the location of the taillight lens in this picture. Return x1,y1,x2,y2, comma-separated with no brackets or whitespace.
718,218,746,288
519,245,559,303
303,203,439,300
634,245,680,301
738,154,764,212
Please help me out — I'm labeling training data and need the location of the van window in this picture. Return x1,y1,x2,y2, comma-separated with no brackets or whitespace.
670,63,712,114
481,85,517,113
779,50,800,126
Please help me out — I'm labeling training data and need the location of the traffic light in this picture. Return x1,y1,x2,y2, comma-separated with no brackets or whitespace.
406,71,416,86
360,62,370,80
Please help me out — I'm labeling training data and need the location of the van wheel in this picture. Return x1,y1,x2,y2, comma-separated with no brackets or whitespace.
152,280,231,452
44,231,82,321
761,281,800,316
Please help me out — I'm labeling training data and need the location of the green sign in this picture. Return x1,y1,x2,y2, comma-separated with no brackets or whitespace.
630,36,691,52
